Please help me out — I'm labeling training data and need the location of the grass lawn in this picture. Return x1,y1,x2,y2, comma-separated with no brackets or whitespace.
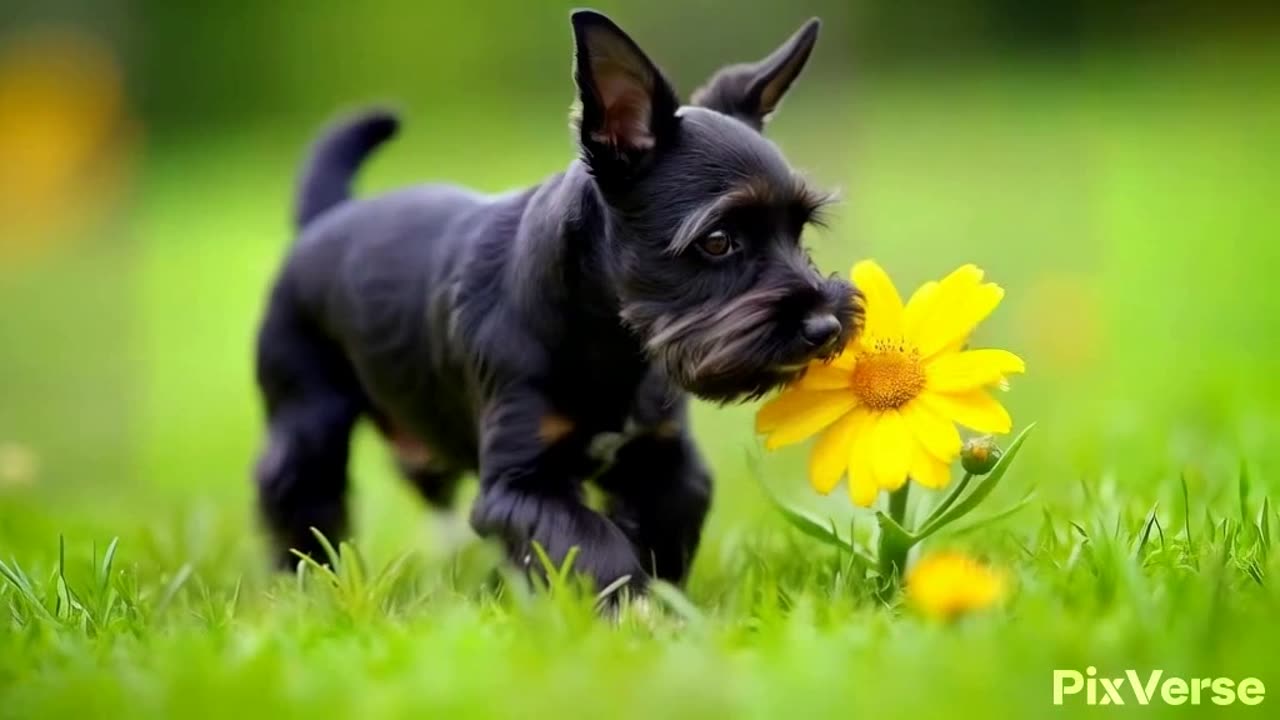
2,43,1280,718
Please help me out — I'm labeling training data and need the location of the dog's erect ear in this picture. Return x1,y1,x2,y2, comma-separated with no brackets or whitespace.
571,10,679,179
691,18,820,131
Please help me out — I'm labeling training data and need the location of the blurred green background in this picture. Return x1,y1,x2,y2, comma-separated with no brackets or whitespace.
1,0,1279,572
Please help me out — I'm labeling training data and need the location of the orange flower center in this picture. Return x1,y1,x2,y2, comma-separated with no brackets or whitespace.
850,341,926,411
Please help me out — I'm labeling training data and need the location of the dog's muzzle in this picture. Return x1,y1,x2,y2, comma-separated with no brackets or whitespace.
800,312,843,352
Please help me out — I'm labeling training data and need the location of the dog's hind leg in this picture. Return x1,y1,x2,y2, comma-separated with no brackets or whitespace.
254,300,364,569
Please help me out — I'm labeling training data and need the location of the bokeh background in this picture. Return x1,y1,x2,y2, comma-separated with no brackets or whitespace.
2,0,1279,571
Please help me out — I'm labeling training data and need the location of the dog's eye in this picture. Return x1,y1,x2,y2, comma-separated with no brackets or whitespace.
697,230,736,258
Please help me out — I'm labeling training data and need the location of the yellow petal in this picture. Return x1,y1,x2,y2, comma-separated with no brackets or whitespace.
901,398,962,462
828,345,859,370
910,443,952,490
851,260,904,340
918,283,1005,360
759,391,857,450
925,349,1025,394
903,280,938,336
807,409,867,494
869,410,911,491
847,417,880,507
849,472,878,507
904,265,983,346
919,390,1013,434
830,355,857,372
798,363,852,391
756,389,853,433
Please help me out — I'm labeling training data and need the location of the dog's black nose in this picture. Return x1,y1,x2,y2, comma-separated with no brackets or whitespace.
801,313,842,349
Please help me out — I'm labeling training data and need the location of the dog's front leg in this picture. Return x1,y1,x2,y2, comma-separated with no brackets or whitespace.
469,386,647,591
596,424,712,585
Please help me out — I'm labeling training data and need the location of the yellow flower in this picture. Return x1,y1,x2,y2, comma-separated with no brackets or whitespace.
906,551,1007,620
0,441,39,488
755,261,1024,506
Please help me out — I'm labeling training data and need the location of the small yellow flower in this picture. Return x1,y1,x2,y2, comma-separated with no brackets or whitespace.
756,261,1024,506
906,551,1006,620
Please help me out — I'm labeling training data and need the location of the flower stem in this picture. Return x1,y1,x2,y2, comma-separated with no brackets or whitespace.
889,483,910,527
877,485,913,590
920,472,974,531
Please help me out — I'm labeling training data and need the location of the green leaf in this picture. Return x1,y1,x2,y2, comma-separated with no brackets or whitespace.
945,492,1036,538
875,510,915,548
919,471,974,532
916,422,1036,540
874,509,916,586
756,475,855,553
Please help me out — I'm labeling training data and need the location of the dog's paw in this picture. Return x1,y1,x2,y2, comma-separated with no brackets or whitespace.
560,526,650,594
506,501,649,594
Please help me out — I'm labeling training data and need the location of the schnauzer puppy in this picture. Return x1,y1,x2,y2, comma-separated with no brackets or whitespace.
254,10,860,590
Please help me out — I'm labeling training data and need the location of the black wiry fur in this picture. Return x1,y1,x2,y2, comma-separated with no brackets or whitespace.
254,10,860,589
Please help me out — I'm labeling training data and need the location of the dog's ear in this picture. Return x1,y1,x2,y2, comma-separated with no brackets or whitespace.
571,10,679,180
691,18,820,131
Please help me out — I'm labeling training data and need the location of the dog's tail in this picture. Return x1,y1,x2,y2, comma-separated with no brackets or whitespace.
294,108,400,230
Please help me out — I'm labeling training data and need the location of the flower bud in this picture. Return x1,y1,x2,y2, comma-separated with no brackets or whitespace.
960,436,1002,475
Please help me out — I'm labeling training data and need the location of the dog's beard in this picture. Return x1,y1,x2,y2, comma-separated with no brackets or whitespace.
623,285,856,403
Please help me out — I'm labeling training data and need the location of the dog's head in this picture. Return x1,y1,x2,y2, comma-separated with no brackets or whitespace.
571,11,861,402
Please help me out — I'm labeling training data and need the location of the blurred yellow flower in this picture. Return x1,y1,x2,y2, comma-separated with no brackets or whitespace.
0,442,39,488
0,29,130,265
906,551,1006,620
756,261,1023,506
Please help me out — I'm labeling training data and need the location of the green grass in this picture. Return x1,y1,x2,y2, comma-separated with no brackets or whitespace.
3,44,1280,718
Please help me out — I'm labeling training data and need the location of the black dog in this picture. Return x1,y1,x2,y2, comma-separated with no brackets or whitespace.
254,10,859,590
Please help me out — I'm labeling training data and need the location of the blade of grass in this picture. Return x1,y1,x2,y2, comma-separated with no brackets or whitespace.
227,577,242,620
97,537,120,593
1181,472,1195,557
593,575,633,610
155,563,193,616
1239,461,1251,528
309,528,342,569
1136,503,1160,557
648,580,705,627
291,549,340,587
0,558,55,621
1258,496,1272,552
